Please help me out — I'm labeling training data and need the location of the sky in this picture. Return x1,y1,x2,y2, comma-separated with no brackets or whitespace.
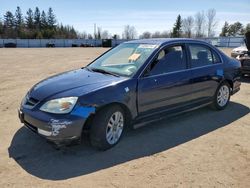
0,0,250,37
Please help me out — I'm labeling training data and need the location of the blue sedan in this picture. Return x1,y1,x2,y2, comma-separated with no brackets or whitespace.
18,38,241,150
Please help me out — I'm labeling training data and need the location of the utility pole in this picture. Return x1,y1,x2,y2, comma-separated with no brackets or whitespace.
94,23,96,39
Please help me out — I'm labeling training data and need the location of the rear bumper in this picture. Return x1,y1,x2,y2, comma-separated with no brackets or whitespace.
18,107,89,145
231,80,241,95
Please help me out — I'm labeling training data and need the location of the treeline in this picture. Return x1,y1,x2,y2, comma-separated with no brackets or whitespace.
1,7,250,40
220,22,250,37
0,6,78,39
139,9,250,39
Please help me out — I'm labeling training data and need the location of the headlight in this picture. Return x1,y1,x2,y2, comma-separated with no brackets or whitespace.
40,97,78,114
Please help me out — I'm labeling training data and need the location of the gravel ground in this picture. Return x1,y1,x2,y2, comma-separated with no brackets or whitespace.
0,48,249,188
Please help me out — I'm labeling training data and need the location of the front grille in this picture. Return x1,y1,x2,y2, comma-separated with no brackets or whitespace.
26,97,39,106
23,95,39,109
243,59,250,67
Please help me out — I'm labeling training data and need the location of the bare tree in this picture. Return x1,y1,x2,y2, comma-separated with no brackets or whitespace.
151,31,161,38
87,33,93,39
151,31,170,38
122,25,137,39
206,9,217,37
78,31,87,39
182,16,194,38
101,30,110,39
194,11,206,38
161,30,171,38
139,31,151,39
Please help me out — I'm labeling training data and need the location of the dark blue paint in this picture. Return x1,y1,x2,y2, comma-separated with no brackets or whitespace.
216,69,224,76
71,106,95,118
29,68,126,101
19,38,241,144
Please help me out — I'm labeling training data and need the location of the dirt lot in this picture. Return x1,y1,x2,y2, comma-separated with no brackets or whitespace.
0,48,249,187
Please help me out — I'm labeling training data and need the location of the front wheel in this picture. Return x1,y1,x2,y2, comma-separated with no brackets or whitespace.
211,82,231,110
90,105,125,150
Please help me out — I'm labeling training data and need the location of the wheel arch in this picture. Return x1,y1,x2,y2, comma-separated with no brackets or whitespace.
225,79,233,90
98,102,133,124
221,78,233,91
83,102,133,131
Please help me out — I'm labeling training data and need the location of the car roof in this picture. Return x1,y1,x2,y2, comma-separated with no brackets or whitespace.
125,38,209,46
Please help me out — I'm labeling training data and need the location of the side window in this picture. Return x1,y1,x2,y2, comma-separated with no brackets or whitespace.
212,50,221,64
188,44,213,68
149,45,187,76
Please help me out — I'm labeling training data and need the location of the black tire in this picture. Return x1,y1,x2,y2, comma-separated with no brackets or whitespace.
90,105,125,150
211,82,231,110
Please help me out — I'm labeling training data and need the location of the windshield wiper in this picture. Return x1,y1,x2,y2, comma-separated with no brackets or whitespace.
90,68,120,77
85,67,93,72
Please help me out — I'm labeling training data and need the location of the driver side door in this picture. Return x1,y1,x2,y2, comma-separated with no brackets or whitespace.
137,44,193,117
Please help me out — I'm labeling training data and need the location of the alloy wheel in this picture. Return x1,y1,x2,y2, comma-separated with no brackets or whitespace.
217,85,230,107
106,111,124,145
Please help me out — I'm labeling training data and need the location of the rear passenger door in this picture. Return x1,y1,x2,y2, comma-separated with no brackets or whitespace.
187,43,223,102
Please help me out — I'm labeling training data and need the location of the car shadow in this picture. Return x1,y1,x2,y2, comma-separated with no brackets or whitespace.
8,102,249,180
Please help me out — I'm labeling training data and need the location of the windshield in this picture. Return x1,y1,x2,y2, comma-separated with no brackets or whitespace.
88,43,158,77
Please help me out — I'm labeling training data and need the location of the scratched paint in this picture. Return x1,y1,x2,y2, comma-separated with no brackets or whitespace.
48,119,72,136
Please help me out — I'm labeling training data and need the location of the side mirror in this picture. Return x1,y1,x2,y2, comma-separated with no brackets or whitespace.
143,69,151,77
142,59,159,78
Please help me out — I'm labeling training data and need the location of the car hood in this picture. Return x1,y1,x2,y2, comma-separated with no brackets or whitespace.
29,68,127,101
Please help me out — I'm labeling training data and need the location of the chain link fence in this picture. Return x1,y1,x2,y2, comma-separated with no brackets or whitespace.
203,36,245,47
0,37,245,48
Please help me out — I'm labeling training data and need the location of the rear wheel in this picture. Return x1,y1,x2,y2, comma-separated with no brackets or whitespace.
211,82,231,110
90,105,125,150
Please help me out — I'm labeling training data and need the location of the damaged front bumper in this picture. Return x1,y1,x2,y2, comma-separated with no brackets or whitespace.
18,105,95,145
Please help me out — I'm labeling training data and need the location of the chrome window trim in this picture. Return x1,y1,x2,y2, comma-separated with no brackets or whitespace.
138,42,187,78
139,62,223,79
187,43,223,68
138,41,224,79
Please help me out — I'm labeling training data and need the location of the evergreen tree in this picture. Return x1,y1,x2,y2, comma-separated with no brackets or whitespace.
25,8,34,29
0,6,82,39
113,34,118,40
47,7,56,28
220,21,229,36
3,11,16,38
41,11,47,29
245,23,250,33
0,18,3,36
228,22,244,36
4,11,15,28
15,6,24,29
172,15,182,38
34,7,41,29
